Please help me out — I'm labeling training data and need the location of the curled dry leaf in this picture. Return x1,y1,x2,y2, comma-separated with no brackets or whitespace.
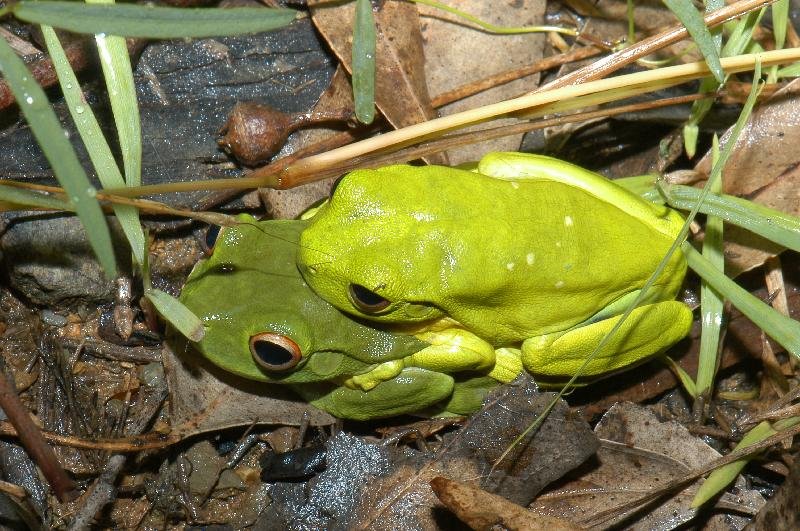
260,67,357,219
218,101,295,166
348,378,598,529
309,0,446,163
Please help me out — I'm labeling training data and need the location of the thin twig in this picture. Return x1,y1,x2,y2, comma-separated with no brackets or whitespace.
0,369,77,501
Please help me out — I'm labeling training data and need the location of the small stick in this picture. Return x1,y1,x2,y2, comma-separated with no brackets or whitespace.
0,369,77,502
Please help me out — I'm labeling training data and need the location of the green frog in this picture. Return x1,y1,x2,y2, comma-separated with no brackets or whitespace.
297,152,694,385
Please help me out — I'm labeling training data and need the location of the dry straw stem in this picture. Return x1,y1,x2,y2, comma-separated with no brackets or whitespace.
273,49,800,186
105,48,800,198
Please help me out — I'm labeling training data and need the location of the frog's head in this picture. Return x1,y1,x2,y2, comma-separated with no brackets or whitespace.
179,218,428,385
298,167,449,324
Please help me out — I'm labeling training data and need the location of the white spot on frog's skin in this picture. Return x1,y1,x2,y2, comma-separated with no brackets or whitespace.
555,241,562,248
555,280,565,289
506,262,515,271
526,253,535,265
564,215,574,227
510,182,520,189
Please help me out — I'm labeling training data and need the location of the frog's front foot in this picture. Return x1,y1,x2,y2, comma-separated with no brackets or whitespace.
522,301,693,381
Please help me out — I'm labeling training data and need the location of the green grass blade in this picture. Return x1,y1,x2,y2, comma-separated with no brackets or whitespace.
0,38,117,276
777,61,800,77
662,356,698,397
660,185,800,252
696,137,724,397
0,184,71,211
145,289,204,342
663,0,723,83
772,0,789,49
352,0,376,124
692,420,775,507
682,243,800,360
41,24,146,264
684,8,763,156
12,1,297,38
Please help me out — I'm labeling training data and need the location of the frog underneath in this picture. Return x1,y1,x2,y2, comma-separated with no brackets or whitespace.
179,217,521,419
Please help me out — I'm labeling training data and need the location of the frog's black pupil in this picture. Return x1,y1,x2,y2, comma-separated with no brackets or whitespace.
205,225,222,249
349,284,390,311
252,340,294,368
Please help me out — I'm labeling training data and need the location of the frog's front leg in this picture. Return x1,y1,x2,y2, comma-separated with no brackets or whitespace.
293,367,455,420
345,329,520,391
522,300,693,381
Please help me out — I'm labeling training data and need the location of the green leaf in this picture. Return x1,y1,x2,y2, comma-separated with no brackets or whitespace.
352,0,376,124
777,61,800,78
42,24,146,264
0,37,117,277
663,0,724,83
12,1,297,38
145,289,205,342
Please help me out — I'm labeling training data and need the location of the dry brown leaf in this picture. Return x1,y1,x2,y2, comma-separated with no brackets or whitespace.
531,403,765,529
348,379,598,529
419,0,546,164
308,0,445,163
695,78,800,276
163,343,334,438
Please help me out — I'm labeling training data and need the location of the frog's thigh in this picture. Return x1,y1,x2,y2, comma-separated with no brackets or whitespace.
521,301,693,378
296,368,455,420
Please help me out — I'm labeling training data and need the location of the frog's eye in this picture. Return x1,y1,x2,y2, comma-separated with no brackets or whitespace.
200,224,223,256
250,333,302,372
348,284,390,313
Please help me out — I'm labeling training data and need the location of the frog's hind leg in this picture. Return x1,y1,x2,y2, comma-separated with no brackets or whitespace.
521,301,693,381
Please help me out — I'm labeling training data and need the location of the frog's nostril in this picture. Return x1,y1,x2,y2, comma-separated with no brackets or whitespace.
250,333,301,372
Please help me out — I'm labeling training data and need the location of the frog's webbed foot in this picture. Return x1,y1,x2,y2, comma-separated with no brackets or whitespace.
522,301,693,380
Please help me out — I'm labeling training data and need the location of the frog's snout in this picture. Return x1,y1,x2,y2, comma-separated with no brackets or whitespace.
249,333,302,372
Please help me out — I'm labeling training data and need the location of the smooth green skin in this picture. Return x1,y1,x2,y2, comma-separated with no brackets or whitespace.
179,217,505,420
298,152,694,381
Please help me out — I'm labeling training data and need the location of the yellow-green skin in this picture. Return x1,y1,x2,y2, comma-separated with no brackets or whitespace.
179,217,518,420
298,152,694,382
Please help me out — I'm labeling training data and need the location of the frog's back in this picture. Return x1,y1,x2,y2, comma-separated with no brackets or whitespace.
326,164,686,344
